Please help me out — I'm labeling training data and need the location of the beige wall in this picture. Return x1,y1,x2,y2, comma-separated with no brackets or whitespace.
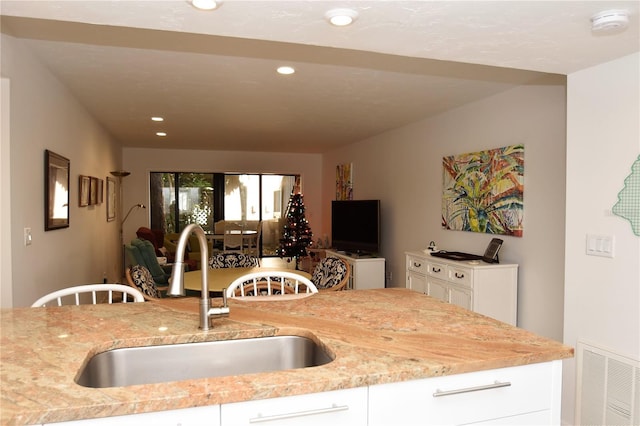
562,52,640,425
1,34,124,308
121,148,322,250
322,75,567,341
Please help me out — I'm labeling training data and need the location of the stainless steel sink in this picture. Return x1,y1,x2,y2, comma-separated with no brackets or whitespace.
76,335,333,388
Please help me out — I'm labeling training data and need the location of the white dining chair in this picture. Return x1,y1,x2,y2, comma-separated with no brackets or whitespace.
226,271,318,299
31,284,145,307
223,222,244,253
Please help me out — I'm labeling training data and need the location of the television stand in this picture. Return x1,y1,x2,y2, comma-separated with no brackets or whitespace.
326,250,385,290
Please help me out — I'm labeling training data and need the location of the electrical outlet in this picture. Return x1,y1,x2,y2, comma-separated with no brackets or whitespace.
24,227,32,246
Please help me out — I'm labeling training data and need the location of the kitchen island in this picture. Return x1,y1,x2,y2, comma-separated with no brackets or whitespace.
0,289,573,425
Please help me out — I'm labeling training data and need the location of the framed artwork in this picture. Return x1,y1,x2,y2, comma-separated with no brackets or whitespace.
336,163,353,200
98,179,104,204
442,144,524,237
45,150,70,231
89,177,98,205
79,175,90,207
106,177,116,221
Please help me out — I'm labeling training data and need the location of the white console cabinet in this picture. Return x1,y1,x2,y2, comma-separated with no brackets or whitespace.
405,251,518,326
325,250,385,289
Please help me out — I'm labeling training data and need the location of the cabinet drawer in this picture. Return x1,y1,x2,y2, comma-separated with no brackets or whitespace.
448,265,472,287
427,261,447,278
369,361,558,426
221,387,367,426
407,255,427,274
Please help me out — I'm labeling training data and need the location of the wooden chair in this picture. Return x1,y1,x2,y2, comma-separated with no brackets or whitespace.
245,220,262,263
31,284,144,307
226,271,318,299
125,265,168,301
311,257,351,291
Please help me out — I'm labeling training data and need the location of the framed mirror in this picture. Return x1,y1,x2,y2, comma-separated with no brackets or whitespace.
44,150,70,231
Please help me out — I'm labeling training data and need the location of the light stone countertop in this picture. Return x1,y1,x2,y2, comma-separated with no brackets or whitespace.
0,288,573,425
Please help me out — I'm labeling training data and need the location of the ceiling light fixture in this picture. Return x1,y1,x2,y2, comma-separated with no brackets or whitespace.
151,116,164,122
156,132,167,137
277,66,295,75
591,9,629,33
189,0,220,11
325,8,358,26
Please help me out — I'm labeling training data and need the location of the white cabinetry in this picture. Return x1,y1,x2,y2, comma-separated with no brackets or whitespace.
369,360,562,426
325,250,385,289
405,251,518,326
45,362,562,426
221,387,367,425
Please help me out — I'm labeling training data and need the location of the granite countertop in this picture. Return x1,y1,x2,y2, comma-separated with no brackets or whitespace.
0,288,573,425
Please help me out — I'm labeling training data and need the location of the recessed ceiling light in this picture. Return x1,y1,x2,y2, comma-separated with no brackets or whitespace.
189,0,220,11
151,116,164,122
325,8,358,26
591,9,629,33
277,66,295,75
156,132,167,137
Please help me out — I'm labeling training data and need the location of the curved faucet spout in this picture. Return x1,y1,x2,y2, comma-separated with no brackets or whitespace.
168,224,227,330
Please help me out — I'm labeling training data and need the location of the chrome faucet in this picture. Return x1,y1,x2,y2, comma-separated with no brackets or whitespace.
167,223,229,330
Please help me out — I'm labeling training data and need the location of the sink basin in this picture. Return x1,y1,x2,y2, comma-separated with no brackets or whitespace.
76,335,333,388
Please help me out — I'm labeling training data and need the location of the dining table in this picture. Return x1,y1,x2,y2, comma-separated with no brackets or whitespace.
183,266,312,294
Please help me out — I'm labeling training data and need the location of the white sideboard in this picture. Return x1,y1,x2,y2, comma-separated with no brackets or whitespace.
405,251,518,325
325,250,385,290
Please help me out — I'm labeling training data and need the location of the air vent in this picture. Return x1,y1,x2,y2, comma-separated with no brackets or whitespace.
576,341,639,425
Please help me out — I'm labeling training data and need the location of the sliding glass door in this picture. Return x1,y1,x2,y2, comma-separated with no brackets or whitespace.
150,172,297,257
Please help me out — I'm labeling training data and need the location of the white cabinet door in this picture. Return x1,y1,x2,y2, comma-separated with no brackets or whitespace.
47,405,221,426
448,284,473,310
221,387,367,426
427,277,449,303
368,361,561,426
407,270,427,294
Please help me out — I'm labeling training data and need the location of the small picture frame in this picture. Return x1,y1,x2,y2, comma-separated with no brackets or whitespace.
106,177,116,221
89,177,98,205
79,175,90,207
45,150,70,231
98,179,104,204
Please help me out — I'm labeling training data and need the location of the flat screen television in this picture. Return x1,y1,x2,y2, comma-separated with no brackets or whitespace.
331,200,380,255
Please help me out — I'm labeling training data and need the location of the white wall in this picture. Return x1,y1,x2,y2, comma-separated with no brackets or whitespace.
562,52,640,425
1,34,124,307
1,78,12,308
121,148,322,253
322,76,567,341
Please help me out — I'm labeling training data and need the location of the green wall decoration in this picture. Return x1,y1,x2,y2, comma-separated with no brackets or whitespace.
613,156,640,236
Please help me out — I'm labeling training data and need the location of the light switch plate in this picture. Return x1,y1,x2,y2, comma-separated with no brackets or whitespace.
24,227,32,246
586,234,614,258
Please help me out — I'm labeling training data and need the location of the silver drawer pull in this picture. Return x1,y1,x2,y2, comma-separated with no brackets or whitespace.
413,262,422,267
433,381,511,397
454,272,465,279
249,404,349,423
432,267,441,273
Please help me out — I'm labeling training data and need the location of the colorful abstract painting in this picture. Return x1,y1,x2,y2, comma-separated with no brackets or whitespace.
442,145,524,237
336,163,353,200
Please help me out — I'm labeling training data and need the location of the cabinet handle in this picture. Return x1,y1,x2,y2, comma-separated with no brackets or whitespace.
432,381,511,397
432,267,441,273
413,262,422,268
249,404,349,423
454,272,465,279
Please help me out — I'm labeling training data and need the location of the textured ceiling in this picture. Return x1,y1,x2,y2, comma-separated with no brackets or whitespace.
1,1,638,153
